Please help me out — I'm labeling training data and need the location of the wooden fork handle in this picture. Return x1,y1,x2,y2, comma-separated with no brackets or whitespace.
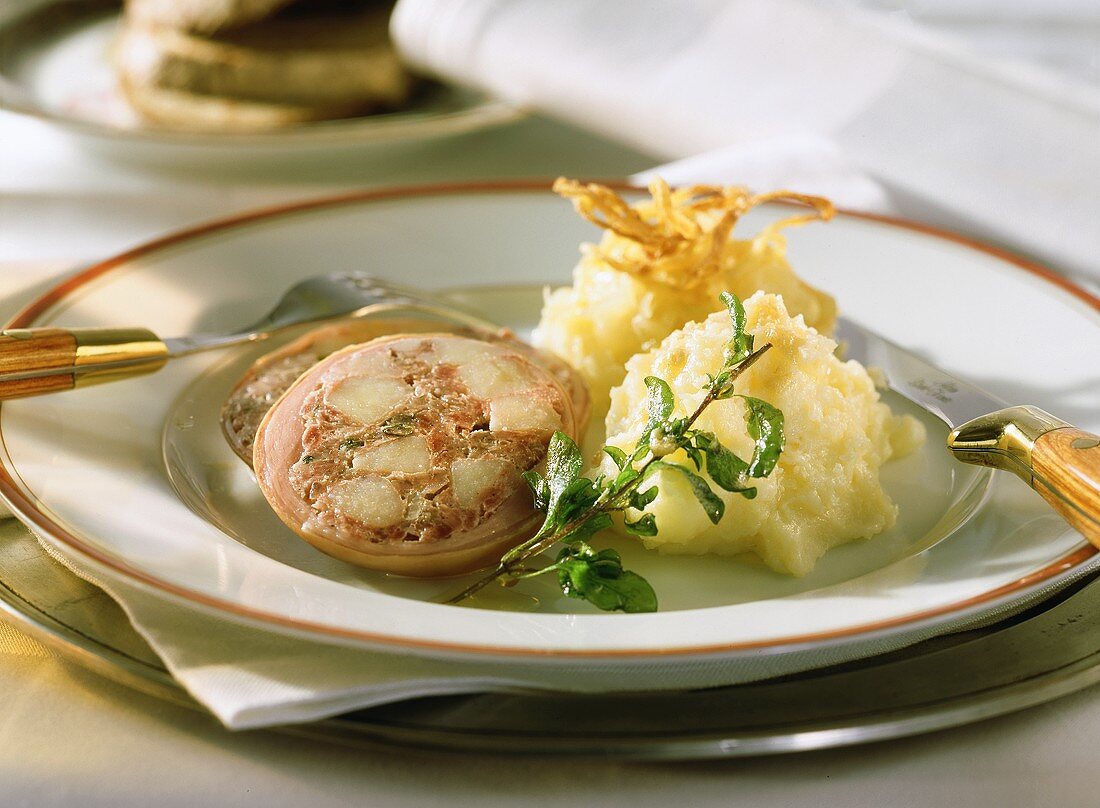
949,406,1100,546
0,327,169,400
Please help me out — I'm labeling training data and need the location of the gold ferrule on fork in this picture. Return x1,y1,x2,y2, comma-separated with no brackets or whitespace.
0,327,169,400
71,328,170,386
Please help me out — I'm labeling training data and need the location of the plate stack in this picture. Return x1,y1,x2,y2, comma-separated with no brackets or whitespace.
1,184,1098,756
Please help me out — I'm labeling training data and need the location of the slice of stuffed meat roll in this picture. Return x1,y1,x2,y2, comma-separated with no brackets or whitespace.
222,318,590,467
253,333,580,576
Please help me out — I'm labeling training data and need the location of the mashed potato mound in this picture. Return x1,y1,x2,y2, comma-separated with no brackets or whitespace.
602,292,924,577
534,179,837,419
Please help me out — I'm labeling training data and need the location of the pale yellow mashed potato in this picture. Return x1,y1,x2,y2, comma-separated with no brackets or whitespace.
533,186,836,420
602,292,924,577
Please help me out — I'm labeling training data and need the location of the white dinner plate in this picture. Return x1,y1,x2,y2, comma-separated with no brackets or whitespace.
1,181,1098,669
0,0,523,164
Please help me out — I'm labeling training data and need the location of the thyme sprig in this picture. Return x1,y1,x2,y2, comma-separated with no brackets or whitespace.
445,293,785,613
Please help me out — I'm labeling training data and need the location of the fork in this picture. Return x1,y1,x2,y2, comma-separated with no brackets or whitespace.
0,273,499,400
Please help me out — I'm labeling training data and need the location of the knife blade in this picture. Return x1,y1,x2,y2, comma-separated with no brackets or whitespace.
835,316,1007,430
835,316,1100,544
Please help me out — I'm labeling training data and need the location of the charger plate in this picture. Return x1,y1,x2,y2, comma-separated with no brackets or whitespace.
2,518,1099,758
0,181,1098,679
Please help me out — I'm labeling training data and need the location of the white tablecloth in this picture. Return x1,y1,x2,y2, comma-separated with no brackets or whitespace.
2,110,1098,808
2,2,1098,802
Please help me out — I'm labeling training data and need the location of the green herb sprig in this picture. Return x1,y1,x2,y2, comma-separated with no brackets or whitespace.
445,293,785,613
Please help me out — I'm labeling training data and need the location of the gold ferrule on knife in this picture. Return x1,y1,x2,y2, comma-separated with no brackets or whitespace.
947,406,1070,477
72,328,169,387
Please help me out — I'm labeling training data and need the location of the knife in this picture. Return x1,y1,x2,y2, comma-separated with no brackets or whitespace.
836,317,1100,546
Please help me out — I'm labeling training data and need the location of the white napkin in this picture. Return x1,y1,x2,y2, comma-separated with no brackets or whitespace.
33,540,539,729
32,531,1099,730
392,0,1100,287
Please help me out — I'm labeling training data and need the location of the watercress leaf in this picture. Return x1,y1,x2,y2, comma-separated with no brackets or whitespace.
540,431,585,525
720,291,754,366
705,368,732,397
740,396,786,478
522,470,549,511
693,431,753,495
559,512,614,546
562,476,600,505
711,376,738,400
623,512,658,537
603,445,629,470
651,460,725,524
558,542,598,561
644,375,675,424
608,571,659,613
613,464,640,491
630,485,658,510
545,430,583,482
640,376,676,447
555,546,658,613
552,478,601,529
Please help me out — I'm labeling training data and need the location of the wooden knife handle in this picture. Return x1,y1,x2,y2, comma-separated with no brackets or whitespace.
1031,427,1100,545
0,327,169,401
949,406,1100,547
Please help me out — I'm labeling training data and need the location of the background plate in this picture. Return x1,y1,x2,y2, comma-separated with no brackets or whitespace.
0,0,524,163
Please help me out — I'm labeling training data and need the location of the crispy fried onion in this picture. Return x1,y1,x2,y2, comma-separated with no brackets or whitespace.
553,177,834,289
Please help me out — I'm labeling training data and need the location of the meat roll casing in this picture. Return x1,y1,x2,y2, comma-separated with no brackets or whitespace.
254,333,579,576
